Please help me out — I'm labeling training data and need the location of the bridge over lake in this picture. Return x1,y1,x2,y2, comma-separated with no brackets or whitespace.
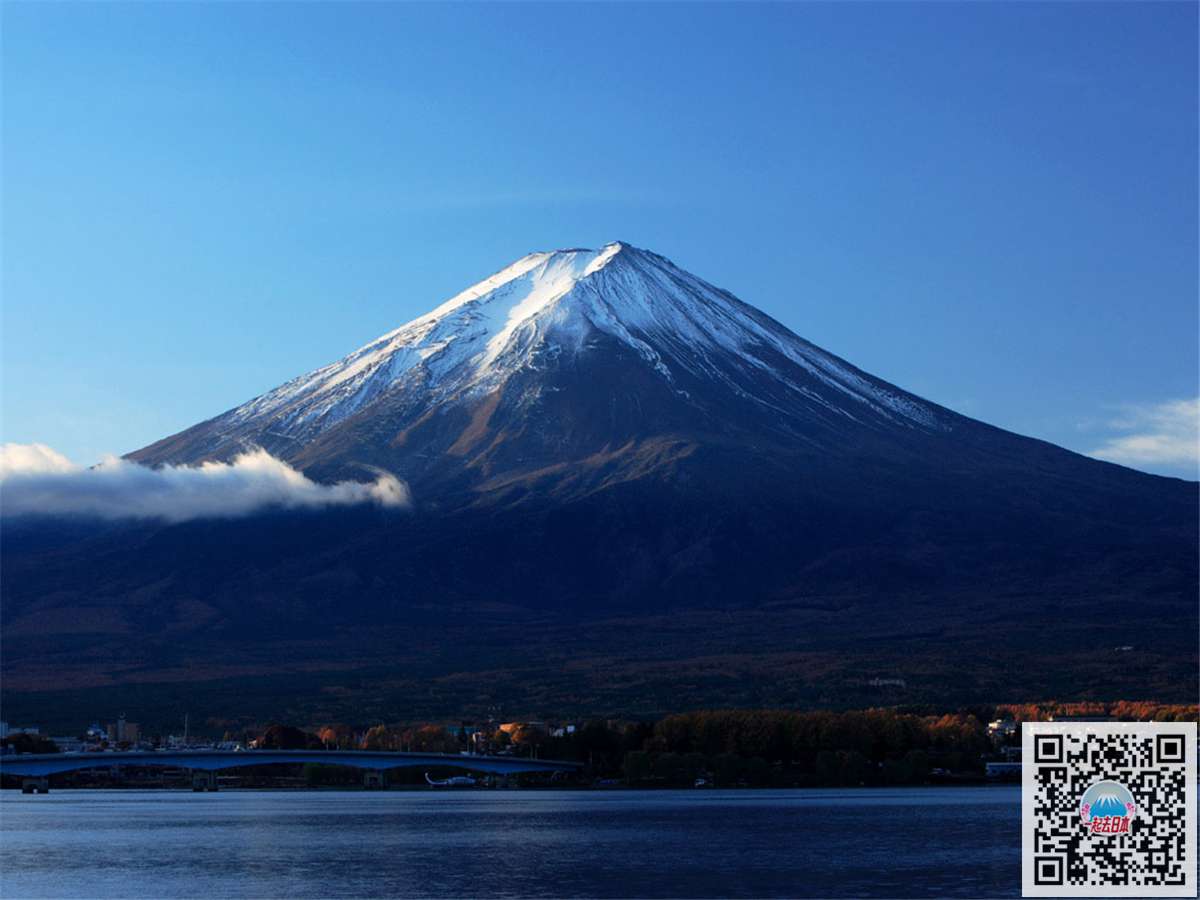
0,749,581,793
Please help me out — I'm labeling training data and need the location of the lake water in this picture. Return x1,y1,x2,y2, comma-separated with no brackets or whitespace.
1,787,1020,898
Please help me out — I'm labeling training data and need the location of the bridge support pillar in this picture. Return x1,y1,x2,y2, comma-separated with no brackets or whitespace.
363,770,386,790
21,778,49,794
191,771,219,792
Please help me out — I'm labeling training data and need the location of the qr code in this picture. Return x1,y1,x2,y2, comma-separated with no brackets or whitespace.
1023,722,1197,897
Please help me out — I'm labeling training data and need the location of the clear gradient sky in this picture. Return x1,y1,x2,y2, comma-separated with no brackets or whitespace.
3,2,1197,478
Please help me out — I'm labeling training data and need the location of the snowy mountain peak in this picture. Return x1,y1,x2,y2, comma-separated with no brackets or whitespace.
429,242,625,318
134,242,951,476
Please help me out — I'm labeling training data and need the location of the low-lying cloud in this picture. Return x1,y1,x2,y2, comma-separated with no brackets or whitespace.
0,444,410,522
1088,397,1199,474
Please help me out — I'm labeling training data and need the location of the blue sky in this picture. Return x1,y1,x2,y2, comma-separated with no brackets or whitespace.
3,2,1196,478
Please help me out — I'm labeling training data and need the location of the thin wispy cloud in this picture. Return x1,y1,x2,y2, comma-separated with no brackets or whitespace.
1088,398,1199,473
0,444,410,522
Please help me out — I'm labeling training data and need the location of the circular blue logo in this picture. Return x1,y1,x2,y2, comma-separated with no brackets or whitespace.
1079,780,1137,834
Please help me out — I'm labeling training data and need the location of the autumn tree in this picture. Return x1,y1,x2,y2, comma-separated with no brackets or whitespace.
511,725,547,754
318,724,356,749
361,725,398,750
401,725,459,754
257,724,322,750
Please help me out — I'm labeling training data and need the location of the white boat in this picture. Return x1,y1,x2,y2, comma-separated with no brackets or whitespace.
425,772,476,787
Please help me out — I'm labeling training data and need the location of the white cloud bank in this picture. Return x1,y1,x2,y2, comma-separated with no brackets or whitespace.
1088,398,1199,473
0,444,410,522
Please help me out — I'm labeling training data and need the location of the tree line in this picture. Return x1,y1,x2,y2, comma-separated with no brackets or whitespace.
251,702,1194,787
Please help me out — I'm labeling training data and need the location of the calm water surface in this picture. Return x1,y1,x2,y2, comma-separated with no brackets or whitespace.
1,787,1020,898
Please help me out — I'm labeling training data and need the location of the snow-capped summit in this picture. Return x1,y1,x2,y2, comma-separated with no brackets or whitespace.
132,242,957,494
222,240,943,436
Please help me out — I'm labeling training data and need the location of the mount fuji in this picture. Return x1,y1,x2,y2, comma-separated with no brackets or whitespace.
1089,792,1132,819
3,242,1196,725
129,241,952,498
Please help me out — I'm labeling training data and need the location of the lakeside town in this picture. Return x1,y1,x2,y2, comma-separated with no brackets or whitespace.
3,701,1194,791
